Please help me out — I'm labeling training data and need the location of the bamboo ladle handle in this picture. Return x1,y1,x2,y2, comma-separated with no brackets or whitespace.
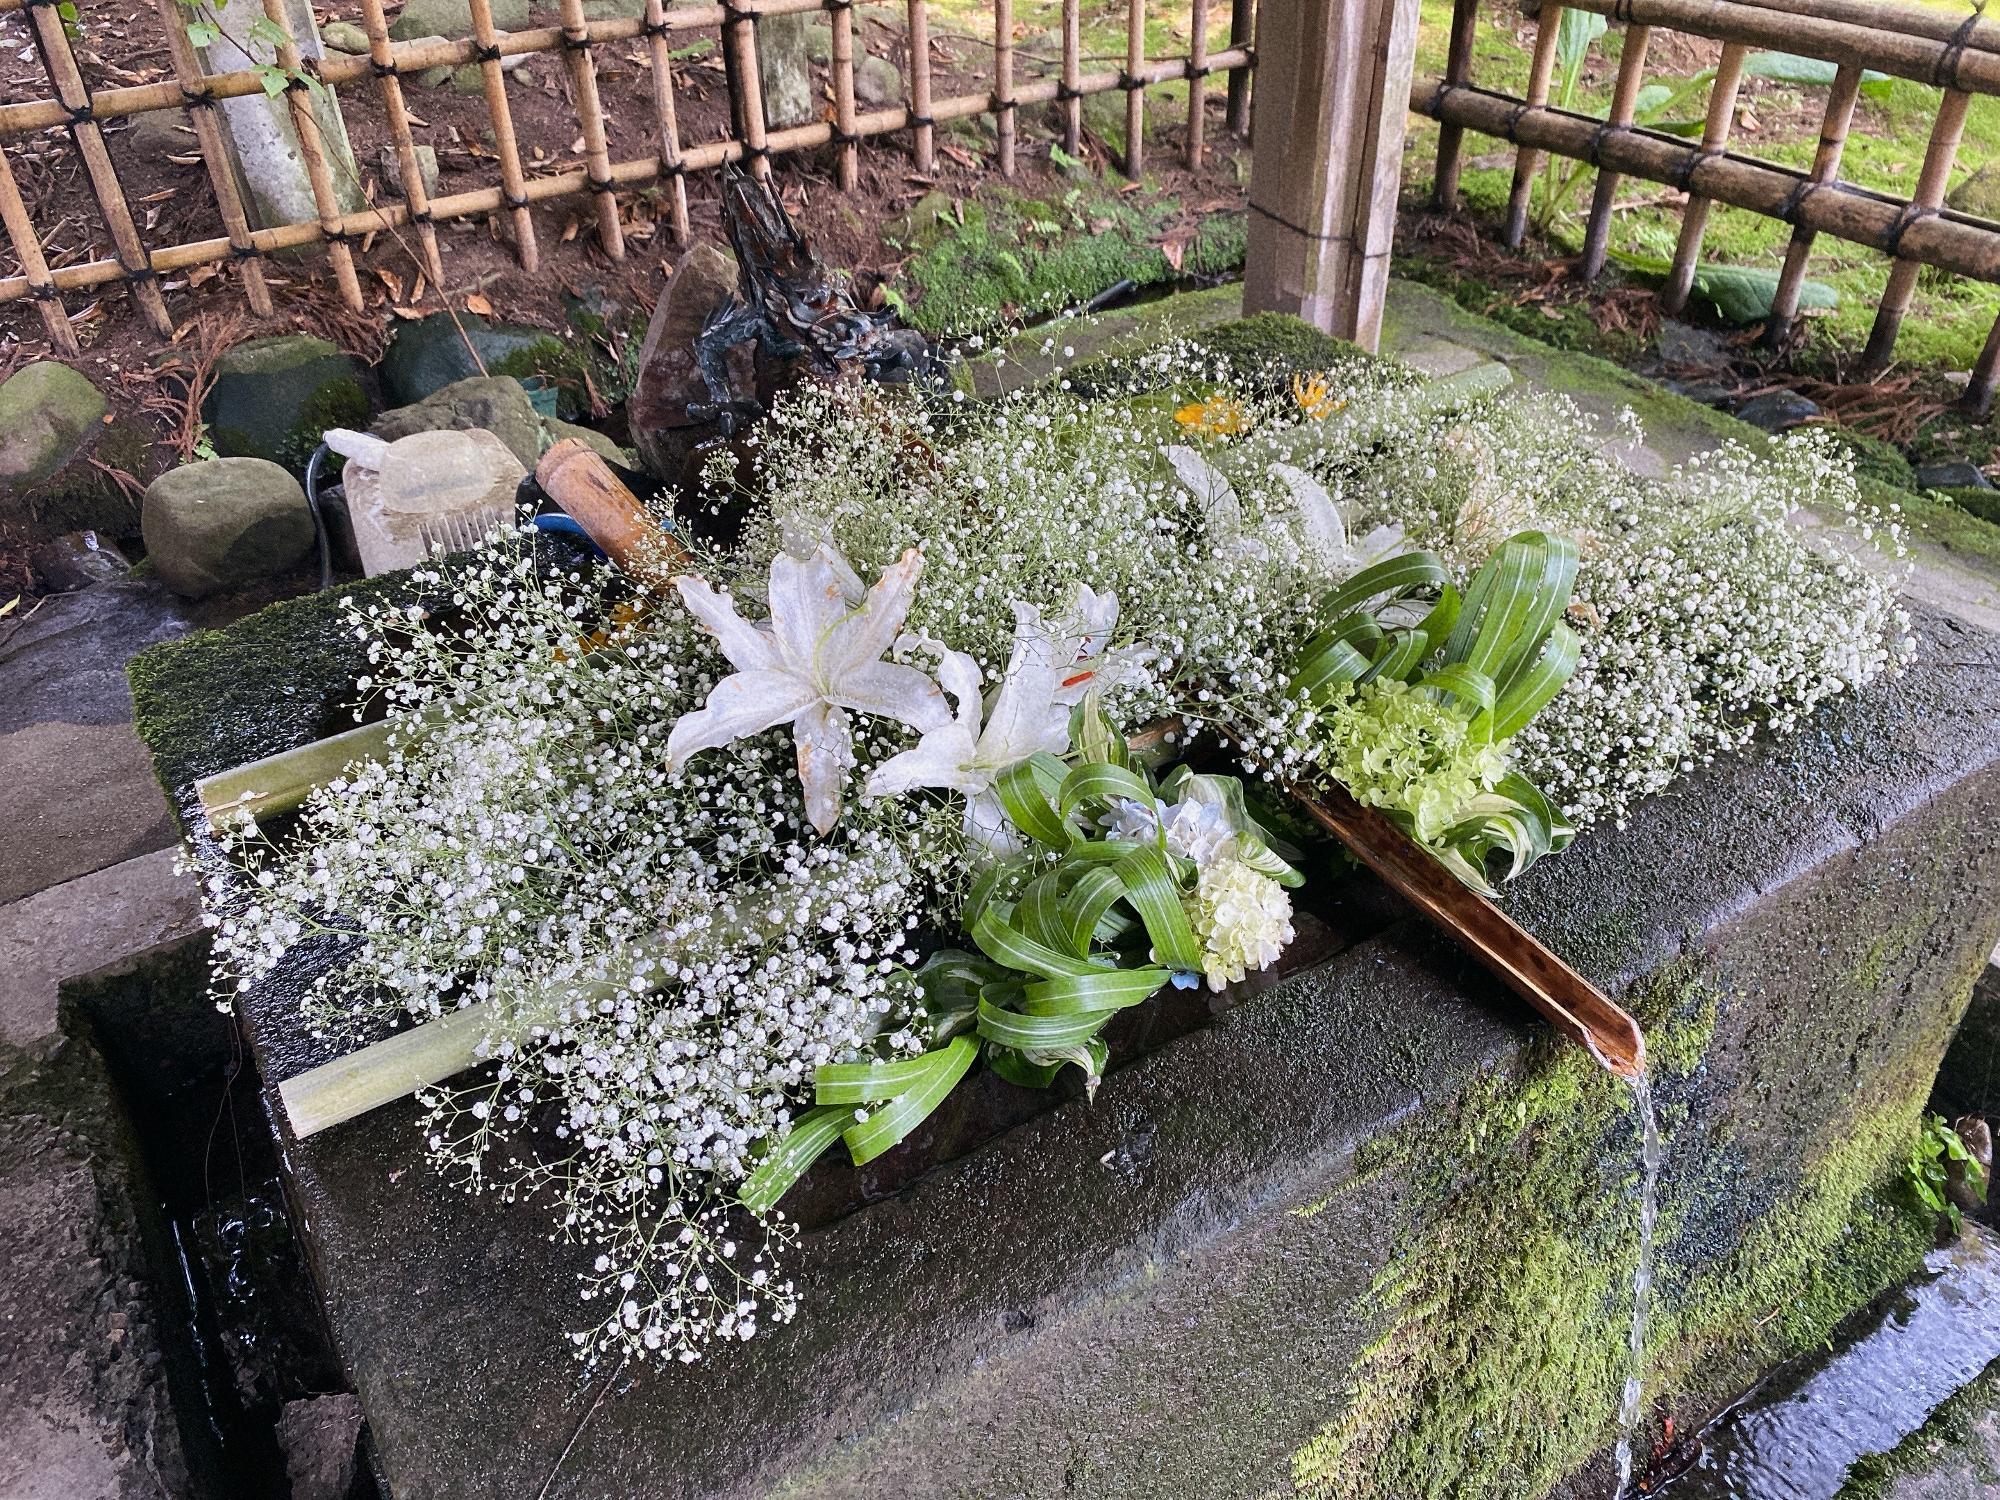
534,439,693,585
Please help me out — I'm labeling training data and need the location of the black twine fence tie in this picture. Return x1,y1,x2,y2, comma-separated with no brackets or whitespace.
907,111,933,128
1884,205,1932,260
1585,120,1617,167
560,29,591,50
228,241,261,259
63,99,95,126
1118,70,1141,92
832,128,859,147
180,84,217,109
1056,83,1083,103
1675,147,1718,192
641,19,673,38
1777,175,1816,227
371,57,400,78
473,42,504,62
586,176,615,194
503,190,531,209
1502,98,1533,138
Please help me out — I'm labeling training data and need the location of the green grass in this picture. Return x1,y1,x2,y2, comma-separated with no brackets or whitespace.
1402,0,2000,374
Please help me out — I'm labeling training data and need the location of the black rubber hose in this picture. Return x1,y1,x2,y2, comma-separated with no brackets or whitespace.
302,443,335,593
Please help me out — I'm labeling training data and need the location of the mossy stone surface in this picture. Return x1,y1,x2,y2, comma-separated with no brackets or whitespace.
0,360,107,495
201,335,369,474
378,312,565,408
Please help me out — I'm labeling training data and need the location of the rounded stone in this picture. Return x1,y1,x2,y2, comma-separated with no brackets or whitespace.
201,334,369,471
0,361,108,492
141,457,315,599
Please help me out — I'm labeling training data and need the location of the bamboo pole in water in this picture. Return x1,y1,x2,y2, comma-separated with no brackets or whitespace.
830,0,859,190
1125,0,1147,177
23,0,174,335
907,0,935,174
1186,0,1209,168
558,0,626,257
1766,60,1861,346
1859,87,1971,372
153,0,274,316
1659,41,1747,315
0,142,80,355
643,0,692,243
253,0,367,311
1503,4,1568,249
1578,23,1653,280
1432,0,1479,210
995,0,1016,176
357,0,445,285
467,0,539,270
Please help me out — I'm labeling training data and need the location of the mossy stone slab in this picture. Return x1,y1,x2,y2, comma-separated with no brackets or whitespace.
127,546,2000,1500
378,313,565,409
201,335,369,473
0,361,106,495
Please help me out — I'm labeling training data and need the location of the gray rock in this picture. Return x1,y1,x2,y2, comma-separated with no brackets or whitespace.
1735,390,1822,433
1917,460,1994,491
142,458,315,600
0,580,192,902
379,311,562,406
582,0,649,17
0,362,107,493
628,244,747,483
201,334,369,470
377,143,440,200
389,0,527,41
319,18,371,52
1949,163,2000,223
120,105,195,157
29,531,129,593
885,190,954,249
546,418,634,469
372,375,547,471
275,1394,364,1500
854,51,903,108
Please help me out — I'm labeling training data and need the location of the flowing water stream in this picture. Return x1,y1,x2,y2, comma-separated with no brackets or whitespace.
1614,1072,1665,1499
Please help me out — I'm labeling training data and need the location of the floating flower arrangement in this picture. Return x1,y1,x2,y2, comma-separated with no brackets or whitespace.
197,336,1911,1365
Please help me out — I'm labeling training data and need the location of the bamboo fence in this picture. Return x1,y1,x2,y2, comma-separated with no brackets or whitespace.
0,0,1252,339
1424,0,2000,411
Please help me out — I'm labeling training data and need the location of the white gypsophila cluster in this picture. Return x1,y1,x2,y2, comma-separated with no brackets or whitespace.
199,535,950,1364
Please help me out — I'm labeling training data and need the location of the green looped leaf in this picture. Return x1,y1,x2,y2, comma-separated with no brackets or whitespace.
841,1035,980,1166
738,1104,850,1216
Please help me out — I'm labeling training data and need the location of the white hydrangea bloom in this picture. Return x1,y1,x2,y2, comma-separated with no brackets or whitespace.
1189,857,1295,992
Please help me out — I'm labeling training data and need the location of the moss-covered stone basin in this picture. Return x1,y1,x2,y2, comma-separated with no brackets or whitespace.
128,324,2000,1500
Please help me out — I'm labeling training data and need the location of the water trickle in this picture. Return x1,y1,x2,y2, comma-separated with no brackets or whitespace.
1613,1071,1664,1500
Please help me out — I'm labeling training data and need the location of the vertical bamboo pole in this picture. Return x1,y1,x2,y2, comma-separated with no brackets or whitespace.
356,0,444,285
1501,2,1564,248
1225,0,1253,136
1970,311,2000,416
831,0,859,190
467,0,538,270
1576,23,1651,280
1766,61,1860,346
24,1,173,335
252,0,365,310
1659,41,1746,315
0,146,78,355
995,0,1015,176
1125,0,1146,178
557,0,625,257
1186,0,1209,168
153,0,273,316
1061,0,1082,158
1860,88,1971,372
907,0,935,174
643,0,691,243
1432,0,1478,209
726,5,773,183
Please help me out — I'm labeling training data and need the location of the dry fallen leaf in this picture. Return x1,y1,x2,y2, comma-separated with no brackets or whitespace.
374,266,405,302
464,292,495,316
391,304,424,319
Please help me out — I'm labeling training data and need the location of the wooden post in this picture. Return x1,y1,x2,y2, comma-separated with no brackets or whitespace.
1577,22,1652,280
1659,41,1746,315
1432,0,1478,210
1187,0,1209,168
1225,0,1254,136
1243,0,1423,351
643,0,692,243
1125,0,1147,178
1061,0,1082,158
248,0,365,311
558,0,625,258
726,5,774,183
995,0,1016,176
1860,88,1971,372
1501,1,1564,248
24,0,174,336
0,145,77,355
830,0,859,190
155,0,274,316
907,0,935,174
467,0,539,271
1766,61,1860,347
357,0,444,286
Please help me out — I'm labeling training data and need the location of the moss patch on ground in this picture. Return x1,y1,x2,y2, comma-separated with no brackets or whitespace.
892,179,1246,337
1292,965,1936,1500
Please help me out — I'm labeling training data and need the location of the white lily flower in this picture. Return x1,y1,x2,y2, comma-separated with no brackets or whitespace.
667,544,950,835
866,586,1128,856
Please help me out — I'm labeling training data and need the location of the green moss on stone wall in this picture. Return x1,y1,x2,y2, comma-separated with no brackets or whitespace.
1293,966,1935,1500
1837,1356,2000,1498
128,570,426,821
